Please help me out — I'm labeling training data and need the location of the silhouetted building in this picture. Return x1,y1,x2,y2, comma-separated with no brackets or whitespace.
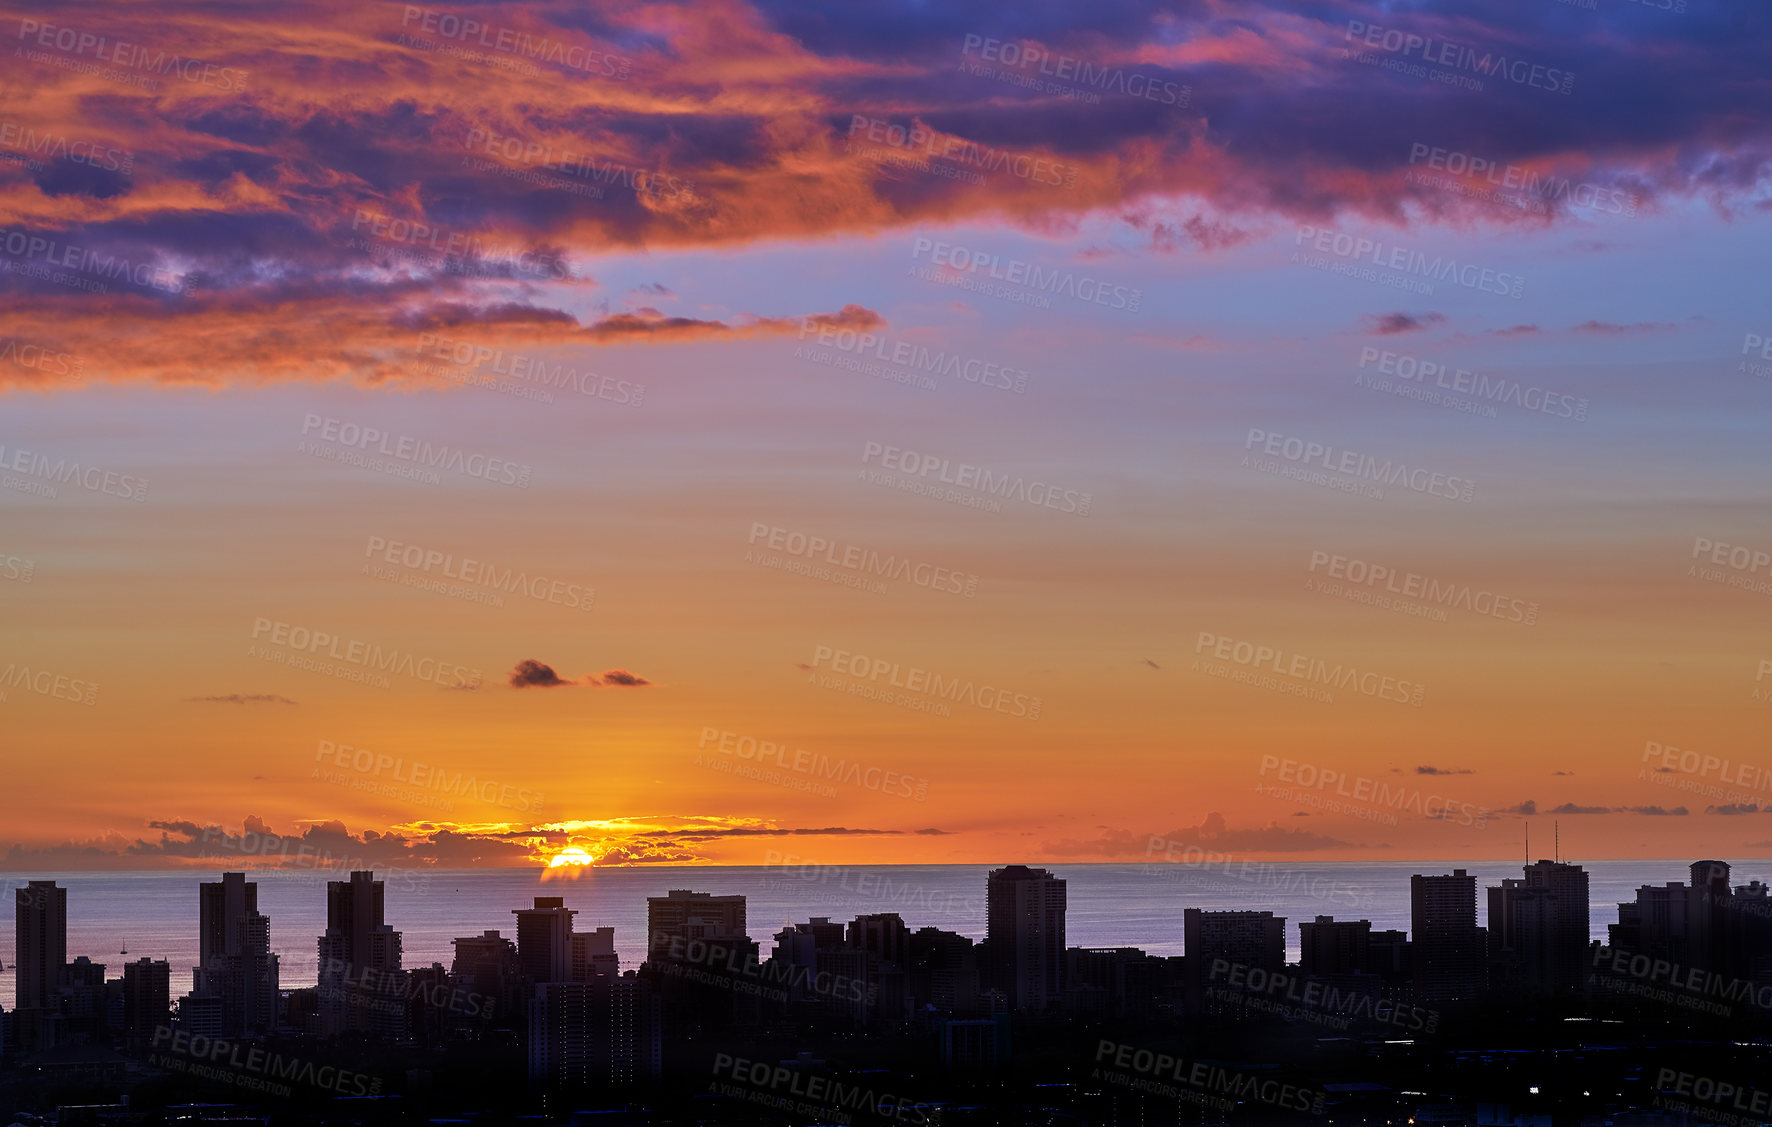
986,865,1066,1013
529,975,661,1089
317,870,405,1036
1301,916,1371,976
452,929,520,1026
1413,869,1484,1003
1185,908,1285,1015
120,958,170,1052
571,927,619,982
191,872,279,1035
514,896,577,987
647,889,746,955
1488,861,1588,998
14,880,68,1051
909,927,979,1015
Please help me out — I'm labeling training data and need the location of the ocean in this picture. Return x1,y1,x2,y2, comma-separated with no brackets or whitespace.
0,859,1727,1008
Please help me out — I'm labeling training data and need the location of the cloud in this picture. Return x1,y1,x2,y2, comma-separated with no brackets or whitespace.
185,693,298,705
1502,801,1538,815
509,660,572,688
1506,800,1689,816
1571,320,1678,335
591,668,652,687
1364,312,1447,335
1707,804,1762,816
1416,766,1473,776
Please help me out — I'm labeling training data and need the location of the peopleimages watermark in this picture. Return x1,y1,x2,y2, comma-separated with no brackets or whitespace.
1092,1040,1326,1116
697,727,929,802
1194,632,1428,708
362,535,594,612
399,6,631,79
909,237,1143,313
746,522,978,598
1356,347,1587,423
0,119,133,177
1756,660,1772,704
843,115,1077,189
298,414,534,489
1405,142,1636,217
248,617,483,691
1242,428,1476,503
710,1053,930,1126
0,552,33,583
0,443,148,502
1653,1070,1772,1127
796,320,1029,395
1307,550,1539,626
148,1026,381,1099
1688,536,1772,598
1739,333,1772,380
16,19,248,92
1341,20,1575,96
0,664,98,707
860,441,1092,516
0,336,84,384
1293,225,1525,299
1590,945,1772,1017
1640,740,1772,806
347,210,571,281
412,332,644,406
808,645,1043,721
1256,755,1488,826
0,227,189,296
1142,836,1375,909
1205,958,1439,1033
313,738,545,814
957,36,1191,110
462,128,693,202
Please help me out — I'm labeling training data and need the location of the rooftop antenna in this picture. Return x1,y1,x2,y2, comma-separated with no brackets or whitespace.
1555,821,1560,863
1525,823,1530,867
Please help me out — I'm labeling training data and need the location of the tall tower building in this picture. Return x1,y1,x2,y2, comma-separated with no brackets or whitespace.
985,865,1067,1013
14,880,68,1051
122,958,172,1051
192,872,280,1035
645,889,747,959
570,927,619,982
1412,869,1484,1003
1489,860,1589,997
317,870,405,1036
1300,916,1371,977
513,896,577,986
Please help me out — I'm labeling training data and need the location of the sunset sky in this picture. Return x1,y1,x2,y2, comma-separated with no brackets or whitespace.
3,0,1771,871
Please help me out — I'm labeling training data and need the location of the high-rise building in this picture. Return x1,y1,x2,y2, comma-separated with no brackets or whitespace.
121,958,171,1051
985,865,1066,1013
1183,909,1285,1015
848,913,910,966
1412,869,1484,1003
528,976,661,1089
14,880,68,1052
908,927,979,1015
452,929,520,1025
317,870,405,1036
571,927,619,982
1487,860,1588,997
645,889,747,959
513,896,577,986
1300,916,1371,977
191,872,280,1035
15,880,67,1010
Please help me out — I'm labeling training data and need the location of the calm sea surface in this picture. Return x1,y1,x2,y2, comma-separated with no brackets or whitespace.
0,860,1729,1009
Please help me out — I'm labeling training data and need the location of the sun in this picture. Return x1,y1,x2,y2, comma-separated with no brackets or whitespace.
547,847,596,869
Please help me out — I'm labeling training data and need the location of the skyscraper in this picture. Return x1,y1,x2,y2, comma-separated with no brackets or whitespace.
985,865,1066,1013
1412,869,1484,1003
1488,860,1589,997
571,927,619,982
14,880,67,1051
1184,908,1285,1015
121,957,172,1051
317,870,405,1036
192,872,280,1035
645,889,746,959
1300,915,1371,977
513,896,577,986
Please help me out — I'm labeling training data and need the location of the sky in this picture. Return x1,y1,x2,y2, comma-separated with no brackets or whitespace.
2,0,1771,873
